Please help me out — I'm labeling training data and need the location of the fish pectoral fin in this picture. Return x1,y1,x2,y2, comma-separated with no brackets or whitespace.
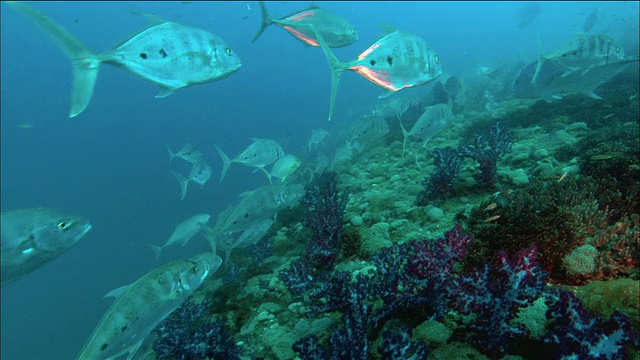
155,88,176,99
585,90,603,100
124,339,145,360
377,89,395,99
104,284,130,300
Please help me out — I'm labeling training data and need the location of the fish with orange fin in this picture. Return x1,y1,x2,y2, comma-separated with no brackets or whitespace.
251,1,358,48
311,25,442,120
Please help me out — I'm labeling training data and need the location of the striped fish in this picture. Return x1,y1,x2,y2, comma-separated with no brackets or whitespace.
76,252,221,360
251,1,358,48
6,2,242,117
312,25,442,121
531,33,625,84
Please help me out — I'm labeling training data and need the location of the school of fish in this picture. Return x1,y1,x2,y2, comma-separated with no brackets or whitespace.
3,2,637,359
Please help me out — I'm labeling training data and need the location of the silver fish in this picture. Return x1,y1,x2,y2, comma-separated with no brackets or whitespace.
147,213,210,260
214,138,284,182
213,182,303,234
532,34,625,84
308,128,330,152
251,1,358,48
167,143,204,165
261,154,302,184
171,161,213,200
201,218,273,262
348,114,390,146
312,25,442,121
1,207,92,287
76,252,221,360
514,56,639,102
5,2,242,117
400,103,454,157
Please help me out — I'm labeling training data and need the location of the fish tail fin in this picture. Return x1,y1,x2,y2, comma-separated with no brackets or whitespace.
251,1,272,43
147,244,163,261
6,1,101,117
166,145,175,165
399,118,410,159
259,167,273,184
309,24,347,121
171,170,189,200
214,144,232,183
199,223,218,254
531,35,546,84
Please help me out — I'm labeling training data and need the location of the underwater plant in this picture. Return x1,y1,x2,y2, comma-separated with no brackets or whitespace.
153,298,242,360
286,224,638,359
299,171,350,270
459,120,513,188
457,175,639,285
416,146,464,206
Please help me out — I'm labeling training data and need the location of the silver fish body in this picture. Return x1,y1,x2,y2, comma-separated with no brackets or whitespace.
76,252,221,360
252,1,358,48
147,213,210,259
1,208,92,287
167,143,204,165
532,34,625,83
171,161,213,200
514,57,639,101
400,103,454,157
263,154,302,183
213,182,303,234
5,2,241,117
215,139,284,182
102,22,241,92
312,25,442,120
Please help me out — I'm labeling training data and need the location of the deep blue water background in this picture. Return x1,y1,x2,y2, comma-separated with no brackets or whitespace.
1,2,637,359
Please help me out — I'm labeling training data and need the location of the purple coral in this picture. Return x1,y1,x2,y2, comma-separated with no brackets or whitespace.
299,171,350,269
416,146,464,205
544,289,639,359
459,121,513,188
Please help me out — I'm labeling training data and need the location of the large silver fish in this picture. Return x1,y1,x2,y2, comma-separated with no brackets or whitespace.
1,208,92,287
5,2,242,117
532,34,625,84
147,213,210,260
251,1,358,48
312,25,442,120
213,182,304,235
214,138,284,182
514,56,639,102
76,252,221,360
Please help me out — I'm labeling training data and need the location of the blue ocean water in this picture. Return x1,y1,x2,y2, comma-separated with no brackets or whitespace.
1,1,637,359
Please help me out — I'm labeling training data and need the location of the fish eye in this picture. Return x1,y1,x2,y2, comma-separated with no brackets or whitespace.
57,221,70,230
435,55,440,63
225,48,233,55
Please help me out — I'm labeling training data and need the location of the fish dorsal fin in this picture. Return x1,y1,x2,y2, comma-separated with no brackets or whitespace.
309,3,321,10
128,10,167,25
104,284,130,300
377,24,398,35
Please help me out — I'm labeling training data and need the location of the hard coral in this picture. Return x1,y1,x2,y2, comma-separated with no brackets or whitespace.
458,175,638,285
